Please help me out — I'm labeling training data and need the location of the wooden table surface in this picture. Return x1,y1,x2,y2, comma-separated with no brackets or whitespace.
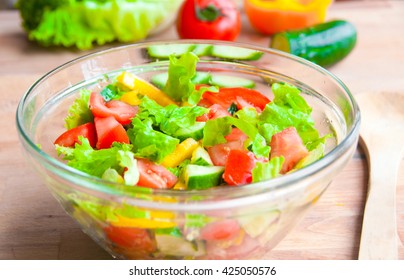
0,0,403,260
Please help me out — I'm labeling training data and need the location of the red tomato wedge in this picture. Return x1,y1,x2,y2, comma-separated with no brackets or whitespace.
224,128,248,143
207,139,245,166
196,104,231,122
137,158,177,189
104,226,156,253
54,122,97,148
223,149,256,186
90,92,137,125
94,116,130,149
200,219,241,241
270,127,309,173
202,87,270,111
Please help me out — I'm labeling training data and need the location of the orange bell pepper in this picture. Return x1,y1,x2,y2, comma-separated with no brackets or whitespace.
244,0,333,35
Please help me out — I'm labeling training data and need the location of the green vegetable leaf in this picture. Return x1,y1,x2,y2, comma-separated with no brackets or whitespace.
64,89,93,130
137,96,208,138
117,150,139,186
127,118,179,163
202,117,233,147
18,0,184,50
259,83,319,146
163,52,199,103
56,137,134,179
272,83,312,114
252,156,284,183
100,84,124,101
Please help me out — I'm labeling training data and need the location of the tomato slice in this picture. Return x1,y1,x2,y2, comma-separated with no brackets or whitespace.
207,139,245,166
104,226,156,253
270,127,309,173
224,128,248,143
137,158,177,189
94,116,130,149
196,104,231,122
54,122,97,148
90,92,137,125
223,149,256,185
202,87,270,111
200,219,241,241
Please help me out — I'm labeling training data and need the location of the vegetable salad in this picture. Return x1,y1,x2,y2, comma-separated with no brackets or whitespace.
55,51,328,189
54,50,330,259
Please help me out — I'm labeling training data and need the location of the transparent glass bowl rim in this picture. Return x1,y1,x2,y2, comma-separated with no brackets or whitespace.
16,40,361,211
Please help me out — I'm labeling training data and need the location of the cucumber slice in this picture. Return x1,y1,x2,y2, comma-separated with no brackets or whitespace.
147,44,196,58
192,44,213,56
155,234,206,257
209,74,255,88
184,164,224,190
151,72,212,89
211,46,263,61
150,72,168,89
174,122,205,142
191,72,211,84
191,147,213,166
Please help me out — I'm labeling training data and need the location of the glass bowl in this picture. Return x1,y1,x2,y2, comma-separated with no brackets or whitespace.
16,40,360,260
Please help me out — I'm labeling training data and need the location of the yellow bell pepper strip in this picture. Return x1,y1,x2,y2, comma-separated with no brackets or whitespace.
110,209,176,229
116,71,177,106
120,91,142,106
161,138,199,168
173,180,187,190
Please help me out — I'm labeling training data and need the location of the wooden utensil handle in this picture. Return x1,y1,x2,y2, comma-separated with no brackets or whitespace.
358,144,400,260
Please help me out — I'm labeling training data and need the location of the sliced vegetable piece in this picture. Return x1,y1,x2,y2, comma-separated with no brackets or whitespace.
116,72,177,106
191,146,213,166
137,158,178,189
104,226,156,253
151,71,211,89
120,91,142,106
54,122,97,148
174,121,205,141
94,116,130,149
90,92,137,125
200,219,241,241
183,164,224,190
270,127,309,173
202,87,270,111
210,45,263,60
192,44,213,56
147,44,196,59
161,138,199,168
207,139,245,166
209,74,255,89
155,234,206,257
223,149,256,186
196,104,231,122
224,128,248,143
110,213,176,229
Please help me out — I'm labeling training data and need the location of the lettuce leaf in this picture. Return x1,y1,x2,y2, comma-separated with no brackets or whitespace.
252,157,284,182
64,89,93,130
19,0,183,50
56,137,134,179
202,114,270,158
258,83,320,147
163,52,199,103
137,96,208,138
127,118,179,163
